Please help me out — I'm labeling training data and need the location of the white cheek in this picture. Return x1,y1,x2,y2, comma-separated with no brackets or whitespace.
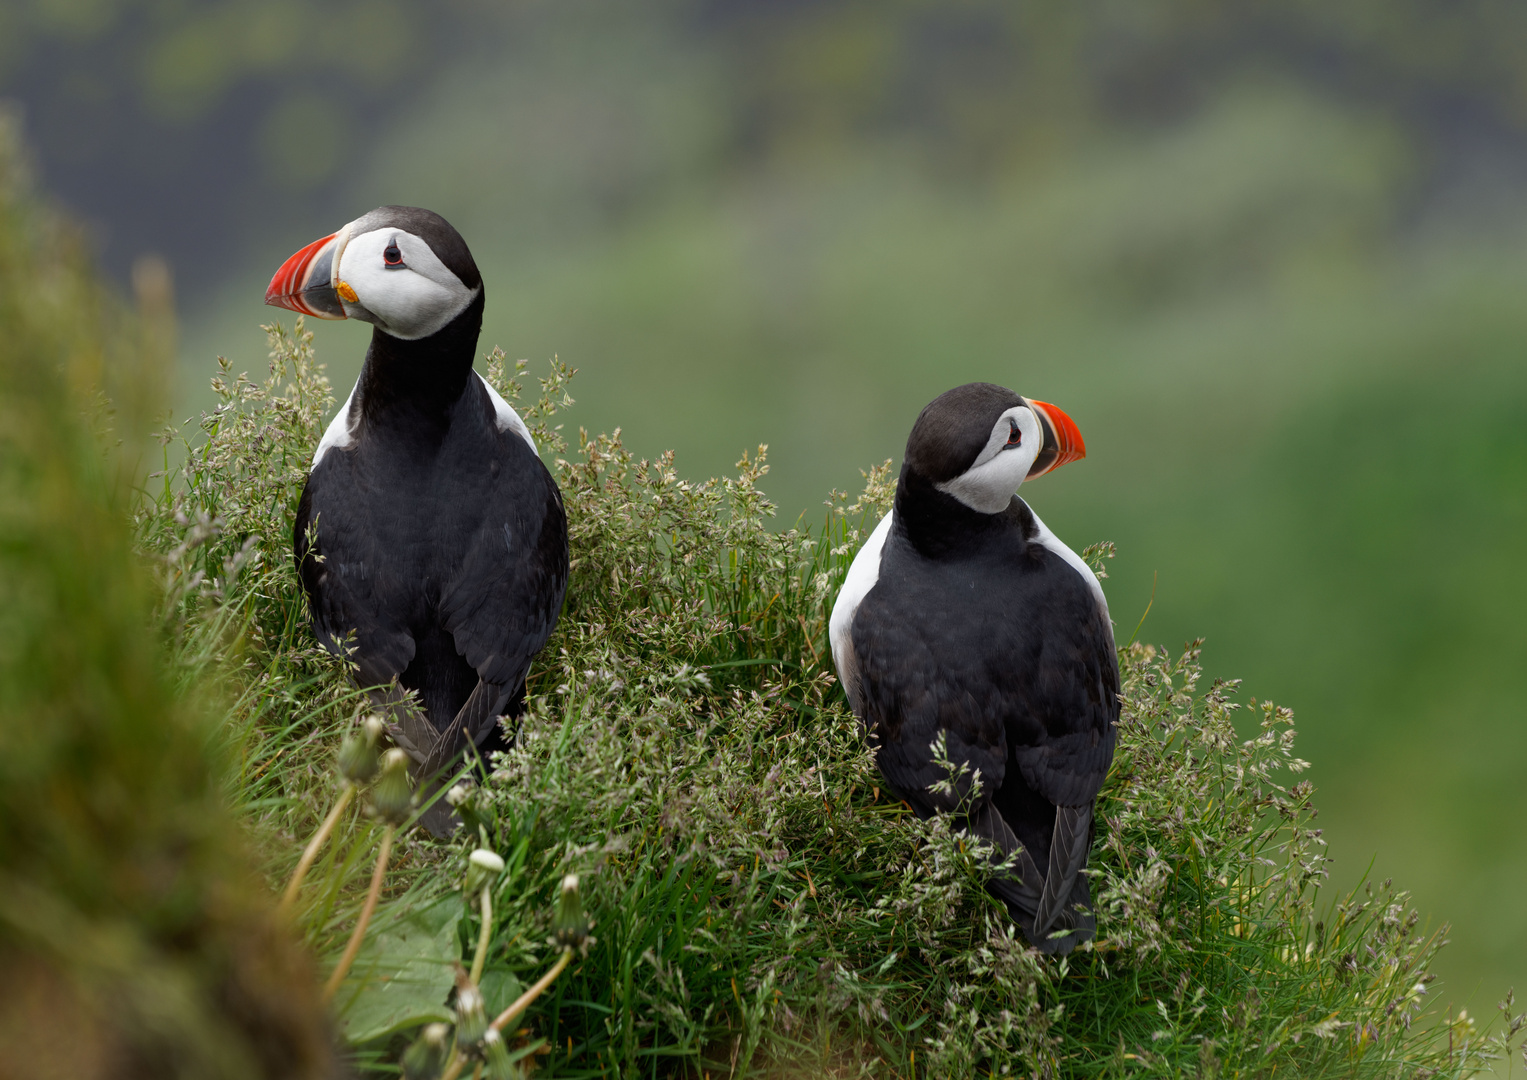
349,264,464,339
337,228,478,340
936,449,1034,513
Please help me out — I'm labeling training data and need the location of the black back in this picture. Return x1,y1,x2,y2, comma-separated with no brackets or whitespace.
848,401,1118,950
854,497,1117,835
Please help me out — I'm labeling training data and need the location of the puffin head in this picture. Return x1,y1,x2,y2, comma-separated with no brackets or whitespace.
905,382,1086,514
265,206,482,341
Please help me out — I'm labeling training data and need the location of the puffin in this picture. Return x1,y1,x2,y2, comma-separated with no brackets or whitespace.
829,383,1118,954
265,205,569,835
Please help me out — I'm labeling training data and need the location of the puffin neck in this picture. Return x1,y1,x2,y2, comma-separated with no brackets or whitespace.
894,465,1016,558
355,291,485,433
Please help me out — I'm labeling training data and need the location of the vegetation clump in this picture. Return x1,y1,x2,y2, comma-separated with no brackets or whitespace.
132,317,1527,1079
0,113,340,1080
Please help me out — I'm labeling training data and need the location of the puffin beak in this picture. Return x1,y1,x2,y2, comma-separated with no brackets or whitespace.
1025,399,1087,479
265,232,347,320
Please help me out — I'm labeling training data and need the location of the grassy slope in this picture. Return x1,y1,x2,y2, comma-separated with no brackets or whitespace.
143,324,1526,1076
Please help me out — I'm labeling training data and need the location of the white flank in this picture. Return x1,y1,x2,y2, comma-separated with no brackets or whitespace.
477,373,537,453
1021,499,1113,634
828,510,894,712
312,382,359,467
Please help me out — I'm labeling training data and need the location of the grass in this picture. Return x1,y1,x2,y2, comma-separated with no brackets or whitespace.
134,316,1527,1078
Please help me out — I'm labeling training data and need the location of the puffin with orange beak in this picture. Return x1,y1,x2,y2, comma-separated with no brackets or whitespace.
267,206,568,835
829,382,1115,954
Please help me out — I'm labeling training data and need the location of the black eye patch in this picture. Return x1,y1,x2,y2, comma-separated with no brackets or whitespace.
1004,421,1022,447
383,241,404,268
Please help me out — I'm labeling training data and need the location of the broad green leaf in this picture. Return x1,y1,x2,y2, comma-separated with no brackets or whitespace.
334,894,463,1044
479,967,526,1019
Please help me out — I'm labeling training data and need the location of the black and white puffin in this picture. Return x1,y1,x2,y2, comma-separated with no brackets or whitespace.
266,205,569,835
829,383,1118,954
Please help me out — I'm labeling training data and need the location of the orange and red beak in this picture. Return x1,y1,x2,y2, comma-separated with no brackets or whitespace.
265,232,347,320
1025,398,1086,479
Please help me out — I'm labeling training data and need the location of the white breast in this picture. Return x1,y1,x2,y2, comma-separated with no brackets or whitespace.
828,510,894,713
477,373,537,454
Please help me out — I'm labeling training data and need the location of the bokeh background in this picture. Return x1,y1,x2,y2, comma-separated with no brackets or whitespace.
5,0,1523,1009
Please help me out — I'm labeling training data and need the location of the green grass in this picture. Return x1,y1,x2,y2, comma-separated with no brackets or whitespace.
136,318,1527,1077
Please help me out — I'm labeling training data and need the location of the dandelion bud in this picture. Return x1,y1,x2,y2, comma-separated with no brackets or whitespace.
445,782,472,807
454,980,488,1047
553,873,587,950
401,1022,450,1079
465,848,505,894
371,748,414,825
481,1027,515,1080
337,720,381,783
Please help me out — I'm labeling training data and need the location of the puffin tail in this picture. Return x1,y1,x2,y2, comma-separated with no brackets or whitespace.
971,802,1097,956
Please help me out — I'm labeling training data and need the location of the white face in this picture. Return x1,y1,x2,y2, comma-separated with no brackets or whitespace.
935,405,1043,514
332,224,479,340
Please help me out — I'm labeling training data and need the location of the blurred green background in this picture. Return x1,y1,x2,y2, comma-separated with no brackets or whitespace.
4,0,1523,1010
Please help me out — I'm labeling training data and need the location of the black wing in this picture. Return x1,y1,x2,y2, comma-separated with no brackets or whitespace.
436,455,567,697
293,472,417,689
851,592,1012,815
991,575,1119,812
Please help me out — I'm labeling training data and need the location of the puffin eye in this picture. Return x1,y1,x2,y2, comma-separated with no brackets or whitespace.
383,241,404,268
1005,422,1021,447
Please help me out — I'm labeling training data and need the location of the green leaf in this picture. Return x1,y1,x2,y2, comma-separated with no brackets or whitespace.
334,894,463,1044
479,967,526,1018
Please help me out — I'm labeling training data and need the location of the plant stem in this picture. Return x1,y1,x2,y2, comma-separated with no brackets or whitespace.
470,883,492,985
438,1052,465,1080
321,823,394,1003
491,947,573,1034
279,781,354,915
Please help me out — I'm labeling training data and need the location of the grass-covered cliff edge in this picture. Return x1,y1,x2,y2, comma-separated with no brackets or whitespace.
133,317,1525,1079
